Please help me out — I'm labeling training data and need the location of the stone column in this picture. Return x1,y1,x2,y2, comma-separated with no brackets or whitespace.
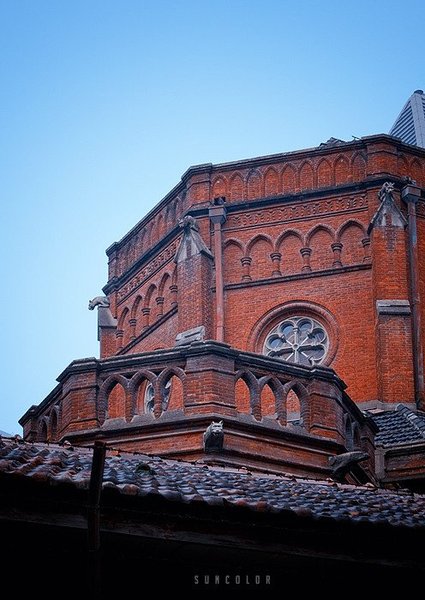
270,252,282,276
300,247,312,272
241,256,252,280
361,237,371,262
156,296,164,318
331,242,343,268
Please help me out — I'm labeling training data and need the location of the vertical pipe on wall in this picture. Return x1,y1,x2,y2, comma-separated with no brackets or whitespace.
209,200,227,342
402,183,425,410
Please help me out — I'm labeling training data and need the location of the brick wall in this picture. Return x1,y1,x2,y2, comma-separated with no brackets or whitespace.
98,136,425,409
20,136,425,455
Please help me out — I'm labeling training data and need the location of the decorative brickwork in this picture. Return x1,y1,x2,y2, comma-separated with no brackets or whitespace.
20,134,425,480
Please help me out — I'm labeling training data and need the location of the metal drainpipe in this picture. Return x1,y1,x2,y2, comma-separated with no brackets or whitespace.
209,200,227,342
402,183,425,410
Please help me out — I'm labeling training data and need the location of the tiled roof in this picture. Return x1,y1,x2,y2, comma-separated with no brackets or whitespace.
1,437,425,529
371,405,425,448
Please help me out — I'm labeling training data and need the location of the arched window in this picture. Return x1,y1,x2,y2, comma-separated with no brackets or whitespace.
50,410,58,441
38,420,48,442
264,316,329,366
144,381,171,414
345,416,354,450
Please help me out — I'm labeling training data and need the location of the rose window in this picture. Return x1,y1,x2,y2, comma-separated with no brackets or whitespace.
263,317,329,366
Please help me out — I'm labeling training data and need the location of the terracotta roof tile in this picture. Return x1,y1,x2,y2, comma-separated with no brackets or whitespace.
1,437,425,528
371,405,425,447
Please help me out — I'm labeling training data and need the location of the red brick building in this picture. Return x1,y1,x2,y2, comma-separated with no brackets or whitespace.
19,134,425,486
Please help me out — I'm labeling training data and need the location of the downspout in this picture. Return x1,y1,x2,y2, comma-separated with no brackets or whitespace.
402,183,425,410
209,199,227,342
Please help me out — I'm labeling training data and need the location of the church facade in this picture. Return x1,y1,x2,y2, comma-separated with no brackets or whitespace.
19,133,425,485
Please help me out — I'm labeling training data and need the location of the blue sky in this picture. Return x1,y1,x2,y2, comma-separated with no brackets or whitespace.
1,0,423,433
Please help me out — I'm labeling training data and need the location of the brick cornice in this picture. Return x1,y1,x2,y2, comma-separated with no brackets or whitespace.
59,411,345,456
105,135,425,258
103,177,395,295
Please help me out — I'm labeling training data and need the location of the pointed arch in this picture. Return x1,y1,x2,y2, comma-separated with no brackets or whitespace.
165,374,184,411
282,164,297,194
129,369,157,391
156,367,186,415
212,176,228,199
164,203,171,230
171,264,178,286
336,219,366,241
352,423,361,449
260,382,275,418
229,172,245,201
150,217,159,245
344,414,354,450
136,229,145,255
145,221,153,247
130,295,143,320
337,220,366,265
258,375,285,421
168,200,176,226
307,225,335,271
276,230,304,275
127,239,136,267
316,158,333,188
285,389,300,421
158,272,171,297
247,169,262,199
224,237,244,253
306,224,336,247
264,166,279,196
235,370,260,420
143,283,157,309
117,306,129,329
157,272,172,315
351,152,366,181
157,213,165,238
246,233,274,257
98,375,129,423
275,229,304,253
174,197,182,221
334,155,350,185
223,238,245,283
281,380,309,428
129,369,158,417
49,407,59,441
157,366,186,388
235,376,251,414
246,234,274,280
299,161,314,190
37,418,48,442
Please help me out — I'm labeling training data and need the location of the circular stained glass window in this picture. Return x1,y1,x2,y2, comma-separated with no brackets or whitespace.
264,317,329,366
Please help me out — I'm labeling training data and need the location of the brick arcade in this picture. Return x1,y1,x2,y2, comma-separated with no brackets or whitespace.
19,133,425,485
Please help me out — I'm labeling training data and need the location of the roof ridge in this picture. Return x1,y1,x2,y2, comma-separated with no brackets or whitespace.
396,404,425,437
